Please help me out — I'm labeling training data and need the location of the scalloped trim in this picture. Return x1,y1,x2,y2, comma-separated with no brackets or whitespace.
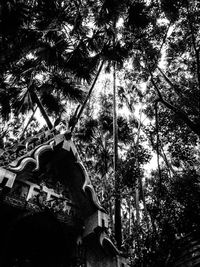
62,139,104,211
99,232,121,255
8,142,54,172
6,133,104,212
78,161,104,211
33,141,54,171
8,157,36,172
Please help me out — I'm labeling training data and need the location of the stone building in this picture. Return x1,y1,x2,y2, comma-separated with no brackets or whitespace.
0,128,127,267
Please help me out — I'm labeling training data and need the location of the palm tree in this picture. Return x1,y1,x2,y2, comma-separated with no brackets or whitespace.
0,0,104,129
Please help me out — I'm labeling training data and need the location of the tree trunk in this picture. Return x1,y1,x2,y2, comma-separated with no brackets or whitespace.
31,91,53,130
19,106,38,140
135,186,140,225
70,61,104,133
155,102,162,200
113,62,122,249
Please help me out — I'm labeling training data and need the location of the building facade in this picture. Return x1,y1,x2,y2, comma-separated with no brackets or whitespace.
0,128,127,267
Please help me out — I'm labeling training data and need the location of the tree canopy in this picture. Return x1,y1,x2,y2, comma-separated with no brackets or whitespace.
1,0,200,266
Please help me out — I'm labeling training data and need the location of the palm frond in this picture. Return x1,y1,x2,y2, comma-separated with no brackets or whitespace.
13,89,34,115
0,88,11,120
99,113,113,133
87,30,106,54
50,73,85,102
0,80,21,119
60,82,85,103
96,0,126,26
101,42,128,68
35,42,61,67
73,55,101,83
160,0,182,22
65,40,90,68
77,118,98,142
0,0,30,36
40,92,63,116
34,0,61,30
117,116,132,144
126,1,150,30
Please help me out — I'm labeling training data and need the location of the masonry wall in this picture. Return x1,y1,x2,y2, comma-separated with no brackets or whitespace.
86,244,118,267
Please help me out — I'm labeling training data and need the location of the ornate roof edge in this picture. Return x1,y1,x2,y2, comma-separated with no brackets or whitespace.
78,162,104,211
3,132,104,212
8,141,54,172
99,232,121,256
62,138,105,212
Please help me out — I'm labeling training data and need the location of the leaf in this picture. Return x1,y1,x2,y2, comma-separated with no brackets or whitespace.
127,1,150,29
160,0,180,22
40,92,63,115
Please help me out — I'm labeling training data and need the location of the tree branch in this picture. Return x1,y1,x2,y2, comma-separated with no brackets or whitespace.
157,67,199,115
19,106,38,140
31,90,53,130
151,77,200,136
157,67,184,98
186,0,200,121
186,1,200,91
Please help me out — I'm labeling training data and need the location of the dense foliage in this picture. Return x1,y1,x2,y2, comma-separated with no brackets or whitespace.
1,0,200,266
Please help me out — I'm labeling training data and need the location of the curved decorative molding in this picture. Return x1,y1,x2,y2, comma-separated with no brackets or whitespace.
6,133,104,214
33,141,54,171
78,161,104,211
62,139,105,212
9,155,30,168
8,143,54,173
84,185,105,211
8,157,36,172
99,232,121,256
